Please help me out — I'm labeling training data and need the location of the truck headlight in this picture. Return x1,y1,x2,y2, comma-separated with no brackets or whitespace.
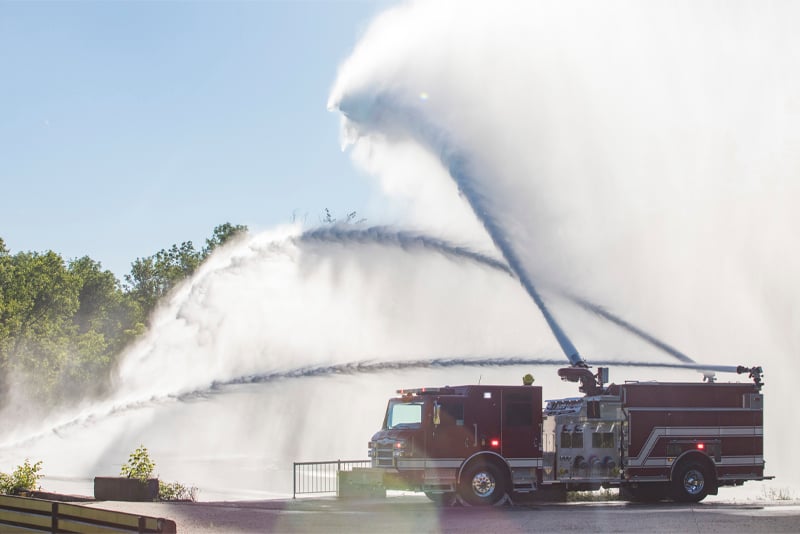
393,440,408,457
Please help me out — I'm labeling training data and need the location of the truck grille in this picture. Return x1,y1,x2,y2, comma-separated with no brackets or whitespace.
374,445,395,468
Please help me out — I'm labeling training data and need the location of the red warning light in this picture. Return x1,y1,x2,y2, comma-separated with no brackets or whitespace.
490,439,500,448
697,443,705,450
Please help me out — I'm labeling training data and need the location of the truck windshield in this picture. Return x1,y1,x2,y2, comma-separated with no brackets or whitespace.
386,401,424,429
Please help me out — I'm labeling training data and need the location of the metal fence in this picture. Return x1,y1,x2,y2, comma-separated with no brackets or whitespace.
292,460,371,498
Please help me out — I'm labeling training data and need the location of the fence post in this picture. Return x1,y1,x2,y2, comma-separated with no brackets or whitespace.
292,462,297,499
51,502,58,533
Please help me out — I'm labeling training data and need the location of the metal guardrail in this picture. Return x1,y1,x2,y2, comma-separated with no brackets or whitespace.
292,460,371,498
0,494,176,533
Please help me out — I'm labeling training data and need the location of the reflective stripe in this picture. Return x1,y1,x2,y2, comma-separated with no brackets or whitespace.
716,456,765,466
396,457,543,470
636,456,764,468
397,458,461,470
626,475,669,482
627,407,762,412
628,427,762,467
507,458,543,468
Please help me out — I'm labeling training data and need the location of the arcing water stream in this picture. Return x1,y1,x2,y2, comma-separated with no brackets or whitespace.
2,1,799,499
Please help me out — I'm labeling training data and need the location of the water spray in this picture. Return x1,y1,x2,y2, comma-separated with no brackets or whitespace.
0,354,749,451
335,93,586,367
300,225,698,368
560,291,696,365
298,225,510,274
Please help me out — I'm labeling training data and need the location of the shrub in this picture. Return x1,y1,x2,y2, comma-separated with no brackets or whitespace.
568,488,621,502
0,459,44,495
120,445,155,482
119,445,198,501
158,481,198,502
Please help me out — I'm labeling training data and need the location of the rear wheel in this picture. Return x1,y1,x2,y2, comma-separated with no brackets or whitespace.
458,461,507,506
672,462,711,502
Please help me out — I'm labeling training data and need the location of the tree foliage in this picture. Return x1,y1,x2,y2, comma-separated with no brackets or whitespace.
0,223,247,410
203,222,247,257
125,223,247,320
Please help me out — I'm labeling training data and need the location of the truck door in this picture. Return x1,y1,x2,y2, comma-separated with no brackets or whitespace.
428,398,472,458
501,388,543,459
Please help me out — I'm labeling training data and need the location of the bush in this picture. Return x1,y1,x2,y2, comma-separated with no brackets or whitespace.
158,481,198,502
119,445,198,501
120,445,155,482
567,488,621,502
0,459,44,495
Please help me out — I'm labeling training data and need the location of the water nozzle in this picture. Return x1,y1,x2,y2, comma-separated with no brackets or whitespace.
736,365,763,390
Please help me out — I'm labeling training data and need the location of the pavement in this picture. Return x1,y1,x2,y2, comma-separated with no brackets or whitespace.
81,495,800,533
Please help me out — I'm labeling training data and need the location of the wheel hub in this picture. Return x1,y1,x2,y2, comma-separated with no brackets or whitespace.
471,471,496,497
683,469,705,495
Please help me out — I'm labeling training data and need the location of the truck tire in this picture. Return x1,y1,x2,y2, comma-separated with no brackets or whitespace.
458,461,507,506
672,462,711,503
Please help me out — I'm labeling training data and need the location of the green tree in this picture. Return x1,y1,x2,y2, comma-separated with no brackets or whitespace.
0,248,136,406
0,238,13,364
202,223,247,258
0,250,80,405
69,256,143,352
0,222,247,411
125,223,248,319
125,241,201,318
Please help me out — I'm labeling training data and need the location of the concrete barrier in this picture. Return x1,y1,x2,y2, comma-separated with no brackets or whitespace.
338,468,386,499
94,477,159,501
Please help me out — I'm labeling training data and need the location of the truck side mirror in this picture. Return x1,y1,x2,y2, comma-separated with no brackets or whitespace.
433,402,441,426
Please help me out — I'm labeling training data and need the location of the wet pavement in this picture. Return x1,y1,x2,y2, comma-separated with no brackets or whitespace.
82,495,800,533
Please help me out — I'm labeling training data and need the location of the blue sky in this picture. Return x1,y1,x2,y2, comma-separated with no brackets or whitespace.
1,0,392,278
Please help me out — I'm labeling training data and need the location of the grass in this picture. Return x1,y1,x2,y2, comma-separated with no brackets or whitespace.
759,486,795,502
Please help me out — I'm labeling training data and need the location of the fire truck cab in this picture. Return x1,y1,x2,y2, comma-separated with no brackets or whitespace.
367,366,768,505
369,383,543,505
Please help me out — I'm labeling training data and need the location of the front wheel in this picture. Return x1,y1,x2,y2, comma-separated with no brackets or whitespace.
458,461,507,506
672,462,711,502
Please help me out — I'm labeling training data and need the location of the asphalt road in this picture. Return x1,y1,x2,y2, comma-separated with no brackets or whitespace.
85,496,800,533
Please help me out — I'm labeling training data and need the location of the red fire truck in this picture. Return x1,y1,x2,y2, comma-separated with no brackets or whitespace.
366,365,768,505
